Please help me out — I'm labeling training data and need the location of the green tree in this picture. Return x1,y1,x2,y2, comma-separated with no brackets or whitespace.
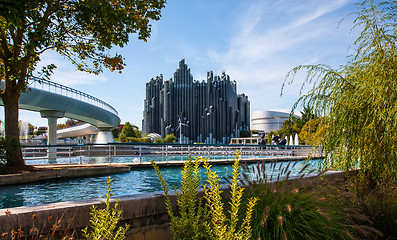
298,118,324,145
133,127,142,138
283,0,397,185
295,105,318,130
276,117,299,139
112,127,120,139
164,133,176,143
120,122,136,138
0,0,166,169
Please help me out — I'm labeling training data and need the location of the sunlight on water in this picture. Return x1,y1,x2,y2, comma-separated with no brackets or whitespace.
0,159,321,209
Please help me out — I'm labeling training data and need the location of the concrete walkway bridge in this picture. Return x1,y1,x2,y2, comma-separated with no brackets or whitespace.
0,77,120,157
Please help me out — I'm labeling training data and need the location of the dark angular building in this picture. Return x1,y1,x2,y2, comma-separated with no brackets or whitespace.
142,59,250,144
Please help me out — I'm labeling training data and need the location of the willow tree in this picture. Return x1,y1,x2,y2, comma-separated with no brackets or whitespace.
0,0,166,169
283,0,397,185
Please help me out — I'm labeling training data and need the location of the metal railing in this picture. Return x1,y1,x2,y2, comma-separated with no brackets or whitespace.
28,76,118,116
21,143,323,165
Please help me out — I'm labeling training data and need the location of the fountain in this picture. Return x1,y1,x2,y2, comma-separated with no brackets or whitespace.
294,133,299,145
19,121,29,143
289,135,294,145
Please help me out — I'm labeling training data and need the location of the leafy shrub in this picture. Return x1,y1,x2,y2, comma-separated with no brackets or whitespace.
112,128,120,139
201,154,258,240
164,134,176,143
152,152,258,240
82,177,130,240
240,160,376,240
117,135,151,143
153,156,206,239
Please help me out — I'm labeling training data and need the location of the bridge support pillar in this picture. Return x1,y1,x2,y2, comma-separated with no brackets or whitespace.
95,127,114,144
40,110,65,160
85,134,92,144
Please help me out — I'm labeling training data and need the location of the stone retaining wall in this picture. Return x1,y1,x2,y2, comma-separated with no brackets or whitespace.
0,171,345,239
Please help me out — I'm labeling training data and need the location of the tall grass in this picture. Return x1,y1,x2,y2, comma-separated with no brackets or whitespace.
357,181,397,239
239,160,380,240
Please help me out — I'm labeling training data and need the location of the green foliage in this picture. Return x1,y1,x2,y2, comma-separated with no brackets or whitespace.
283,0,397,185
164,134,176,143
152,152,258,240
298,118,324,145
112,127,120,139
295,105,318,130
120,122,138,138
276,118,300,139
34,129,46,136
0,0,166,79
118,134,127,143
118,136,150,143
272,106,319,144
82,177,130,240
251,130,259,135
118,124,145,142
359,182,397,239
201,152,258,240
240,161,365,240
0,0,166,167
152,156,207,239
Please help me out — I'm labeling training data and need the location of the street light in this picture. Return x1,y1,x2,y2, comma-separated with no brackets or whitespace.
165,124,172,136
176,116,189,144
203,106,214,144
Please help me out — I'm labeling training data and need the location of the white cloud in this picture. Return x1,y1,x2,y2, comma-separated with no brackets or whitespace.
49,70,107,87
36,50,108,87
208,0,356,113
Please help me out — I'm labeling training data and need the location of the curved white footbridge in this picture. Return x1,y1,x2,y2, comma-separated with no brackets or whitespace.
0,77,121,158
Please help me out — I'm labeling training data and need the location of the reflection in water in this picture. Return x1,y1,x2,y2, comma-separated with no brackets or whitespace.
0,187,26,209
0,160,321,209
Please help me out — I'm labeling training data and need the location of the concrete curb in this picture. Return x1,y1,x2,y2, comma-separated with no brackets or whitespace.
0,165,130,186
0,170,345,240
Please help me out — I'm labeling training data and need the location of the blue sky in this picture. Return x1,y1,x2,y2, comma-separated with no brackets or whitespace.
9,0,360,128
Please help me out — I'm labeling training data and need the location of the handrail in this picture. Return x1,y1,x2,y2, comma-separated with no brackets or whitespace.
21,143,322,165
28,76,118,116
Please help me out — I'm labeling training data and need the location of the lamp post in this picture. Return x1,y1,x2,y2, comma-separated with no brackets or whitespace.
165,124,171,136
203,106,214,144
176,116,189,144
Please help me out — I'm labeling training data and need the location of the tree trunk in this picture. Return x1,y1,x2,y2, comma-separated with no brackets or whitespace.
2,85,24,167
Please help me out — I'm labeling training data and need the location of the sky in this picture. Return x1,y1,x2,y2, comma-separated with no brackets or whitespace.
4,0,361,129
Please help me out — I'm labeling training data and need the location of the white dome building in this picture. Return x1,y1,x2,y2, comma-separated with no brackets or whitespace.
251,110,292,133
